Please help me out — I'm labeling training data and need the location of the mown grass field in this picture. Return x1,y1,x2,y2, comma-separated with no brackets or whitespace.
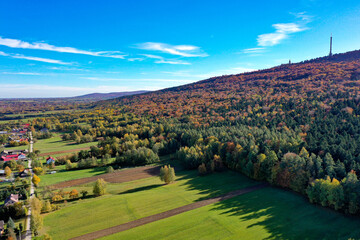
39,165,107,187
100,187,360,240
42,170,258,240
4,133,98,154
34,134,98,155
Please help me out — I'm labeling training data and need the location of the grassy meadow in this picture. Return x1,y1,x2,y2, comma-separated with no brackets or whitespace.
39,165,107,187
42,170,258,240
100,187,360,240
34,134,97,155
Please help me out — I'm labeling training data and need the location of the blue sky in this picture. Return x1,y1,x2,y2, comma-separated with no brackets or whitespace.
0,0,360,98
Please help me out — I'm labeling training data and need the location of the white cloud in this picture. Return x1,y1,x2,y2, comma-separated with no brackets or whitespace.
0,36,126,59
127,58,144,62
257,23,306,46
0,51,72,65
135,42,208,57
242,47,265,54
242,12,312,53
291,12,313,23
140,54,190,65
2,72,43,75
154,59,190,65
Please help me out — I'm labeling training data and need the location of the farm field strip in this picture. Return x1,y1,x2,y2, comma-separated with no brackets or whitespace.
70,184,267,240
49,166,160,188
99,187,360,240
42,171,259,240
38,147,92,157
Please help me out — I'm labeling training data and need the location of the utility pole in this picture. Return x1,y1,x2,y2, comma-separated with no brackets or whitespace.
329,34,333,57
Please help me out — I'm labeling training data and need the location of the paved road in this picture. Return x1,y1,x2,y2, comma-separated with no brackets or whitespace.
70,183,268,240
24,131,34,240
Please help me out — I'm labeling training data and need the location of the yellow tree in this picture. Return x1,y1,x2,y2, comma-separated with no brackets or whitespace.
32,174,41,187
4,166,11,178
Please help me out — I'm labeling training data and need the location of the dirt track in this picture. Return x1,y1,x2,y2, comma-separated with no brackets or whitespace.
39,147,92,157
50,166,160,189
70,183,268,240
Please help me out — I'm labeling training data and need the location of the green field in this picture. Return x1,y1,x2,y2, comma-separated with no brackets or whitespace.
42,170,258,240
34,134,98,155
101,187,360,240
4,133,98,154
39,165,107,187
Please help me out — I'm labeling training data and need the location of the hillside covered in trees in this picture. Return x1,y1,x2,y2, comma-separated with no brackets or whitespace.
22,49,360,215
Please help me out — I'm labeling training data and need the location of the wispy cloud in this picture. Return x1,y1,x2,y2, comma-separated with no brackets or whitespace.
135,42,208,57
0,36,126,59
291,12,313,23
242,12,312,54
140,54,190,65
242,47,265,54
257,23,307,46
1,72,43,75
0,51,72,65
127,58,144,62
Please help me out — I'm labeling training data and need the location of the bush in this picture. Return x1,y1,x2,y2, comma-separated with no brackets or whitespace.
80,190,88,198
33,167,44,175
198,163,207,175
106,166,114,173
69,189,79,199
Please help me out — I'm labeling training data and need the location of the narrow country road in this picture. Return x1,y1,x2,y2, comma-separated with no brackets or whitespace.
24,131,34,240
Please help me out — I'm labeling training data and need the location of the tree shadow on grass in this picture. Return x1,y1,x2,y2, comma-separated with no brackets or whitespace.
173,169,360,239
211,186,360,240
177,170,260,201
119,184,163,195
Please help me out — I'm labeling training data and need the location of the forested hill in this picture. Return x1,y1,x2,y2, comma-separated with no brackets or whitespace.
93,48,360,181
96,49,360,123
32,49,360,215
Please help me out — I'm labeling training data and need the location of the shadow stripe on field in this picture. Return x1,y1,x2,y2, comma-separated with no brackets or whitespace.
70,183,268,240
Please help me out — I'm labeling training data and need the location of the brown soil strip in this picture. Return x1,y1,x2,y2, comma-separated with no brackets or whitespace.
70,183,268,240
50,166,160,189
39,147,91,157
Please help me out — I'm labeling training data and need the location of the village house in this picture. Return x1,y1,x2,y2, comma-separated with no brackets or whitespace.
0,149,28,162
18,169,30,178
4,194,19,206
46,156,56,165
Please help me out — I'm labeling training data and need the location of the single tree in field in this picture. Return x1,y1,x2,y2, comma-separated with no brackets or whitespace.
93,178,107,197
4,166,11,178
159,165,175,184
32,174,41,187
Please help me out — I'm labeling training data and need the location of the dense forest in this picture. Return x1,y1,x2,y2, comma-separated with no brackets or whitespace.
5,50,360,215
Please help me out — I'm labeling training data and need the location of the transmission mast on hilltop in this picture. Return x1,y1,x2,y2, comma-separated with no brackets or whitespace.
329,34,333,57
